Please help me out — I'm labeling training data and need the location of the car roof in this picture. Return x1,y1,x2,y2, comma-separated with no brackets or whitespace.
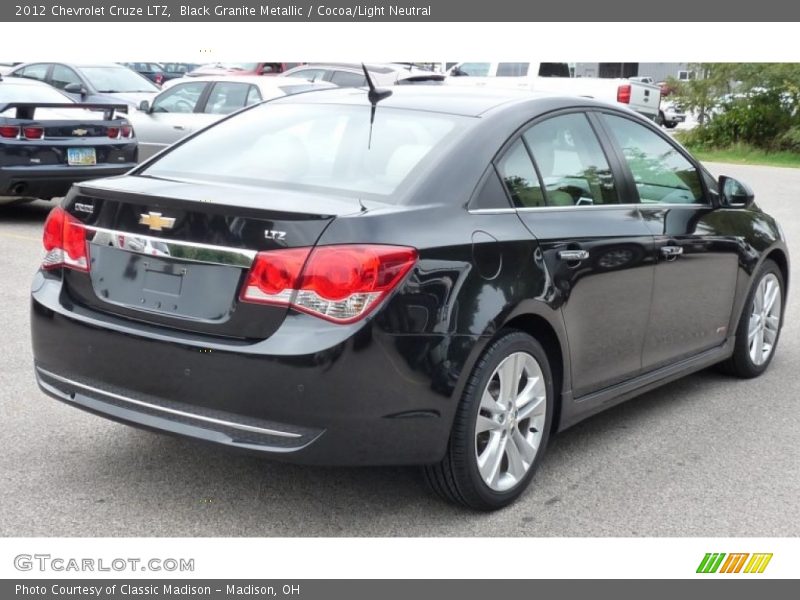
13,62,127,69
271,85,614,118
173,75,335,88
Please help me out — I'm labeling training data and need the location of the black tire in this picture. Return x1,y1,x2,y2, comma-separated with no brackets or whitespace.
719,259,785,378
664,122,678,129
656,111,665,126
423,330,554,510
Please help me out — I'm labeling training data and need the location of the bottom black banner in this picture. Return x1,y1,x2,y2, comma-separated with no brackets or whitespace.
2,580,795,600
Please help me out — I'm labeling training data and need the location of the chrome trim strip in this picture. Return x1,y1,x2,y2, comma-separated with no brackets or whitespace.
37,367,302,439
468,203,709,215
85,226,257,268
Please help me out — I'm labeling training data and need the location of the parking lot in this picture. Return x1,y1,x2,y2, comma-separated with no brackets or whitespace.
0,161,797,537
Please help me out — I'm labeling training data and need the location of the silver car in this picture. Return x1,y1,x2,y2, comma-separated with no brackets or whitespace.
130,75,334,162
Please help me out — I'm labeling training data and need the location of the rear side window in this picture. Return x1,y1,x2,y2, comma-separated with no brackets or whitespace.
497,63,529,77
524,113,619,206
330,70,367,87
205,82,251,115
602,114,704,204
496,139,545,208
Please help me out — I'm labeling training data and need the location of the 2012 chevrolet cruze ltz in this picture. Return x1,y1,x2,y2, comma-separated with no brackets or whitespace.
31,86,789,510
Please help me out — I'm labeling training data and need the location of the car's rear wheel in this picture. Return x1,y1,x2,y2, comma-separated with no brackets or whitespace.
424,330,553,510
721,259,784,378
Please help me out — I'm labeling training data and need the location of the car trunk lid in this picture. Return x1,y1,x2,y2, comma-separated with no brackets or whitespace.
63,175,360,340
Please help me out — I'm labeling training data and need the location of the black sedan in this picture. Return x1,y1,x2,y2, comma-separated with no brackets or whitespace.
30,86,789,510
1,75,137,205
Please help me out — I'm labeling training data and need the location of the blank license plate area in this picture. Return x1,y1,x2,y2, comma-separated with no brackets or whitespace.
88,245,241,321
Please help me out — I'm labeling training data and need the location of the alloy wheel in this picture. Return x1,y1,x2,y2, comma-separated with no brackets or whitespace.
748,272,782,366
475,352,547,492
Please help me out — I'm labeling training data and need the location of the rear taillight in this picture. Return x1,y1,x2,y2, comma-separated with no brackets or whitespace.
22,126,44,140
617,84,632,104
155,74,164,85
240,244,417,323
107,126,120,139
0,125,20,139
121,125,133,138
42,206,89,272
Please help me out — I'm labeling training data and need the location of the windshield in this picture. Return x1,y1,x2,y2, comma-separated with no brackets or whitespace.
141,102,471,198
80,66,159,93
0,82,74,104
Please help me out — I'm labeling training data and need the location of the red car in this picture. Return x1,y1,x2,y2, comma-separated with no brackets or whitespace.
186,62,303,77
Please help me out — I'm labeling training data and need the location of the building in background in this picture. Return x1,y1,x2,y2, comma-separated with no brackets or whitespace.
573,63,692,81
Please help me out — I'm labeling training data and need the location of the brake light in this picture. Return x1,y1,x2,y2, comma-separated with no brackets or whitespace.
42,206,90,272
617,84,632,104
155,74,164,85
107,126,120,139
121,125,133,138
0,125,20,139
240,244,417,323
22,126,44,140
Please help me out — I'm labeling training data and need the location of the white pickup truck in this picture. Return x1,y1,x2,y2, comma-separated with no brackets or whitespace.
445,62,661,121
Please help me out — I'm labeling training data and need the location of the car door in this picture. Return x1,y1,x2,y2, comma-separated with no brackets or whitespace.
500,111,656,398
597,112,741,369
133,81,209,161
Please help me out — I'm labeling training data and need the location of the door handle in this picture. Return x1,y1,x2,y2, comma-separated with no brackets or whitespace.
660,245,684,258
173,125,186,131
558,249,590,261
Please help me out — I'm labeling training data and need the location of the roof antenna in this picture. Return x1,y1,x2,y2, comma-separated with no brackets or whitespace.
362,63,392,149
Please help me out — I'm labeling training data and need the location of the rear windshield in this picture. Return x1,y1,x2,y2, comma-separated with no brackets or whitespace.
141,102,471,198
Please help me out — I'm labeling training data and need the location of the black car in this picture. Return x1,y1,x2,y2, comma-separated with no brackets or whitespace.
1,75,137,204
160,63,202,81
30,87,789,510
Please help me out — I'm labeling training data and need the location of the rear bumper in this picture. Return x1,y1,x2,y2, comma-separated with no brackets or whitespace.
0,164,136,199
31,273,470,466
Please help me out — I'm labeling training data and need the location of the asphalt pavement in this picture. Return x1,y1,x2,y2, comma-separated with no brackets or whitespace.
0,162,797,536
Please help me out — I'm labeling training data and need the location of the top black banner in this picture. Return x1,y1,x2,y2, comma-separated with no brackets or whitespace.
3,0,800,21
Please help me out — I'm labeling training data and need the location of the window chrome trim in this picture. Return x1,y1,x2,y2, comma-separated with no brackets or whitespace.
85,226,257,268
37,367,302,439
468,203,710,215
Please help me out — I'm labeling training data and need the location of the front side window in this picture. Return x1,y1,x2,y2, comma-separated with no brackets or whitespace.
151,82,206,113
602,114,704,204
285,68,327,82
141,103,471,199
454,62,491,77
524,113,619,206
51,65,82,90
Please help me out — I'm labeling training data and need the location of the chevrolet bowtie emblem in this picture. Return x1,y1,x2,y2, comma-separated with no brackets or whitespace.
72,128,88,136
139,212,176,232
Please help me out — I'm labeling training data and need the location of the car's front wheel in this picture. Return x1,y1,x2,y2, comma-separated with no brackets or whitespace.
721,259,785,378
424,330,554,510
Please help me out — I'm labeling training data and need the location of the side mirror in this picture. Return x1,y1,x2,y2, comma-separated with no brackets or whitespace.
719,175,754,208
138,100,151,113
64,82,87,97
